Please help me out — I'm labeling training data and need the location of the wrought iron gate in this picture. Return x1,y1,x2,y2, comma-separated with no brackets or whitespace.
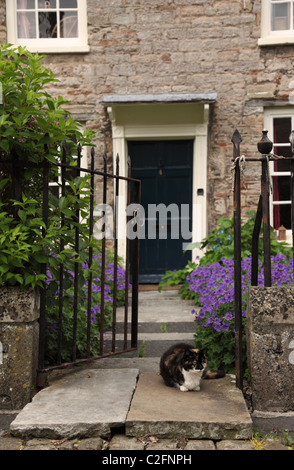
36,146,141,387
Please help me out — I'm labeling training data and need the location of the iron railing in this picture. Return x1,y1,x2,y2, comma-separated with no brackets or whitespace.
232,129,294,390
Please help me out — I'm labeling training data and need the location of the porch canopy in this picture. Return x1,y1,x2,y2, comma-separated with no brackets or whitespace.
100,93,217,105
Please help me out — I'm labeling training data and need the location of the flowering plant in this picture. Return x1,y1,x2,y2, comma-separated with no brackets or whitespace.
188,254,294,373
158,211,292,299
45,253,129,364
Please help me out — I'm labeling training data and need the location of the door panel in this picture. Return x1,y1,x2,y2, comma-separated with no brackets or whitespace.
128,140,193,283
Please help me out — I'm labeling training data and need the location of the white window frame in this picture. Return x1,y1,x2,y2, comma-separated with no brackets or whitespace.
264,107,294,244
259,0,294,46
6,0,89,53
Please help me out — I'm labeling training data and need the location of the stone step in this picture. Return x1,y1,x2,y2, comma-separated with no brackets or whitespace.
103,329,195,358
9,368,253,441
112,321,196,333
105,332,195,342
102,339,195,358
126,372,252,440
10,369,140,440
102,320,196,357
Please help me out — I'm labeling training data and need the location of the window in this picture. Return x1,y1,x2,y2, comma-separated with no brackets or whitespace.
271,1,293,31
271,116,292,231
264,109,294,242
6,0,89,53
259,0,294,45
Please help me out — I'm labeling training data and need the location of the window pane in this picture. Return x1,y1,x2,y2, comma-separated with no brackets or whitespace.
17,0,35,9
17,11,36,38
60,11,78,37
60,0,77,8
273,117,292,157
38,0,57,8
39,12,57,38
276,159,291,171
279,204,291,229
275,145,292,157
274,117,291,143
271,3,290,30
277,175,291,200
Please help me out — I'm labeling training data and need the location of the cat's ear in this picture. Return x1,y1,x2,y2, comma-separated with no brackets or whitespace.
192,348,205,355
198,348,207,360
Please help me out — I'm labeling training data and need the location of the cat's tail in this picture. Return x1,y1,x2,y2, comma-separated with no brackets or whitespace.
203,370,225,380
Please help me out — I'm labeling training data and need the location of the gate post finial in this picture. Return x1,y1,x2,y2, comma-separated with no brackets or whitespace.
231,129,242,158
257,129,273,155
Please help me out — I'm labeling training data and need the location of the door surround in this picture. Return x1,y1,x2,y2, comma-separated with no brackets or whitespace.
101,94,216,262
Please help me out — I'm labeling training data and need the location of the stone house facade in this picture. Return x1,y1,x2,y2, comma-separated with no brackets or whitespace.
1,0,294,281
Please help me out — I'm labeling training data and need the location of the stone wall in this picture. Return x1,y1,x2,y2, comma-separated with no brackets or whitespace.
247,286,294,413
1,0,294,229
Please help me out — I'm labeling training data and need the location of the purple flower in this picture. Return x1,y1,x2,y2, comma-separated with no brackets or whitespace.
224,312,233,321
189,254,294,334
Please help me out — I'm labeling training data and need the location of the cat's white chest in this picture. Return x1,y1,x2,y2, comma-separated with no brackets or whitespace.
180,368,202,391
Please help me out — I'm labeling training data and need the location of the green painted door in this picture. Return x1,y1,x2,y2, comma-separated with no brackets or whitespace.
128,140,193,283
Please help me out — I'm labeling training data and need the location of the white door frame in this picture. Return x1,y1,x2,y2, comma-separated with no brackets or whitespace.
106,101,212,263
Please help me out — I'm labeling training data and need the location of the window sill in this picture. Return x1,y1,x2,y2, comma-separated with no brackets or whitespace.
23,45,90,54
258,35,294,46
9,42,90,54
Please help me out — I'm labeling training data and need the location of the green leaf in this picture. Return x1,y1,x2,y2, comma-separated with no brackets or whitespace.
0,139,10,152
0,113,10,126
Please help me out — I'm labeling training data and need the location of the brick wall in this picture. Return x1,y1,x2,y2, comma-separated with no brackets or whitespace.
2,0,294,231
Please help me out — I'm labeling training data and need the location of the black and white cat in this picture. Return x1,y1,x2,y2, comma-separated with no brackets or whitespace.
159,342,225,392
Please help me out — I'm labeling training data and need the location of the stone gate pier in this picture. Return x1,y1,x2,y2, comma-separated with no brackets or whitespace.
247,286,294,432
0,287,39,410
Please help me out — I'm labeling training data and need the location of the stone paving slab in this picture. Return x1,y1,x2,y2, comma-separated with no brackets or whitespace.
10,369,139,440
126,372,252,440
0,433,291,450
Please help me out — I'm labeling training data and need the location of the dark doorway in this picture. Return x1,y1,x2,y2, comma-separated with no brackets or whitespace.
128,140,193,283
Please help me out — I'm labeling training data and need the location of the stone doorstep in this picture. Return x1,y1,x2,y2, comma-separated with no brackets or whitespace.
8,368,252,443
126,373,252,441
9,369,140,440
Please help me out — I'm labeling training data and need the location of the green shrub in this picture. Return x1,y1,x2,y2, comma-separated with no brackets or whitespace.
0,45,129,364
0,44,94,289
